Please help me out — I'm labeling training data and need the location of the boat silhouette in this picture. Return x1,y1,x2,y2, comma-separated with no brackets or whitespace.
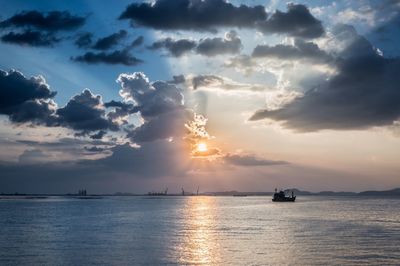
272,188,296,202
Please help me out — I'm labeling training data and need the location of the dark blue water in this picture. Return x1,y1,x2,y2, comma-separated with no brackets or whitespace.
0,196,399,265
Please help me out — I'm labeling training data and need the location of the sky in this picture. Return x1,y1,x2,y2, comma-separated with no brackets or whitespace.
0,0,400,194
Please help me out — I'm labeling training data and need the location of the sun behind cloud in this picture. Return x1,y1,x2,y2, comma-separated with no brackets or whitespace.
197,142,208,152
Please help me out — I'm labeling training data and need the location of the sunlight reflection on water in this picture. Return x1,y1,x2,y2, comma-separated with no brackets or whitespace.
177,196,220,265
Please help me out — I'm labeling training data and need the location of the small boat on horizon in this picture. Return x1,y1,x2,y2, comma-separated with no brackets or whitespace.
272,188,296,202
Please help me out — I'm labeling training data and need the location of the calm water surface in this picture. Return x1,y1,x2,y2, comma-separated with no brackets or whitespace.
0,196,399,265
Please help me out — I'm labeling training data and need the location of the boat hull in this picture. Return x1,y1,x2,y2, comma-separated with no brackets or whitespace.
272,196,296,202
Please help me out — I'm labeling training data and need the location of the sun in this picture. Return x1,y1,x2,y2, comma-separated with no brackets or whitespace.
196,142,208,152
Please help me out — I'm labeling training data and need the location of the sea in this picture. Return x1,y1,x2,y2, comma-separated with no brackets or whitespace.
0,196,399,265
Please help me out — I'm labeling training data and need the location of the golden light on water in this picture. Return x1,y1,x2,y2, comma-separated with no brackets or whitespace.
178,197,221,265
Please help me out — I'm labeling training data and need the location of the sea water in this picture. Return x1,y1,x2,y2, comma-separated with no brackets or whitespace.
0,196,399,265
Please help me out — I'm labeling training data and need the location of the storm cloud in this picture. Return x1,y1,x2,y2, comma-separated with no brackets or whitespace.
149,38,197,57
149,30,242,57
1,30,60,47
196,30,242,56
0,69,57,124
0,10,86,32
117,72,192,142
71,49,143,66
257,3,324,38
250,25,400,131
92,30,127,50
119,0,267,31
57,89,119,133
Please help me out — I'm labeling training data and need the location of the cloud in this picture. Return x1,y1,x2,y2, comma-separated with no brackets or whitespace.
252,38,331,63
1,30,60,47
187,74,266,92
250,25,400,131
92,30,127,50
18,149,51,164
117,72,191,142
148,37,197,57
128,108,192,142
74,32,93,48
257,3,324,38
84,146,105,152
149,30,241,57
57,89,118,133
89,140,190,177
131,35,144,48
223,54,256,75
0,10,86,32
89,130,107,140
224,153,288,166
196,30,242,56
119,0,267,31
17,138,114,160
71,49,143,66
0,69,57,124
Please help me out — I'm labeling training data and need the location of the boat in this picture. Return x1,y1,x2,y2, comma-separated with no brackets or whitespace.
272,189,296,202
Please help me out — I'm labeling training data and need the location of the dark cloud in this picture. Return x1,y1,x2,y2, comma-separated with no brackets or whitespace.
149,38,197,57
117,72,191,142
0,69,57,124
131,35,144,48
257,3,324,38
1,30,60,47
149,30,241,57
224,153,288,166
0,10,86,32
71,49,143,66
7,99,57,124
196,30,242,56
250,25,400,131
128,109,192,142
90,130,107,140
105,100,139,125
119,0,267,31
92,30,127,50
104,100,132,109
118,72,184,119
252,38,331,62
74,32,93,48
57,89,118,133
